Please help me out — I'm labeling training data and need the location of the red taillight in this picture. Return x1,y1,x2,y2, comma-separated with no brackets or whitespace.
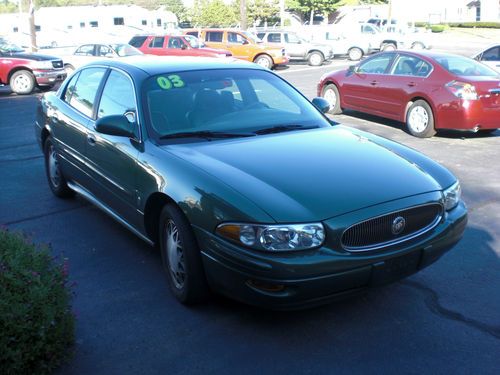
445,81,478,100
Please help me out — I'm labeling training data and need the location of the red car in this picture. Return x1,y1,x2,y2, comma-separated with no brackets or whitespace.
0,40,66,94
318,51,500,137
129,34,232,58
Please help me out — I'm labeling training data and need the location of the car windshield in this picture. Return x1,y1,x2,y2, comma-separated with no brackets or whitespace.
143,69,330,141
184,35,205,48
112,44,143,56
0,41,24,53
434,55,498,77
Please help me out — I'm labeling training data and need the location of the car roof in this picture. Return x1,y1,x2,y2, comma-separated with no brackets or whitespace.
84,55,262,76
390,50,476,61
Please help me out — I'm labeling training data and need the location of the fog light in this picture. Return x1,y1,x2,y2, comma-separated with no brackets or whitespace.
247,279,285,293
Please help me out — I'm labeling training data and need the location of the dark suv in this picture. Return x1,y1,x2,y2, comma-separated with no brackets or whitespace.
0,39,66,94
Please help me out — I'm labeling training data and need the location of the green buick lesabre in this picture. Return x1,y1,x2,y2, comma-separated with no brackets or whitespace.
35,57,467,309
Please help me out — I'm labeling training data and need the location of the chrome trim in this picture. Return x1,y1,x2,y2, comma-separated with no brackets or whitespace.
341,203,443,252
67,181,153,246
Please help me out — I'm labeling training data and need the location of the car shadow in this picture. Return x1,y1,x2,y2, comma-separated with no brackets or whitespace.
338,110,498,139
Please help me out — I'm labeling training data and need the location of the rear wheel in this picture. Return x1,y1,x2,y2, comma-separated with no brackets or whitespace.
307,51,324,66
159,204,209,304
10,70,35,95
348,47,363,61
321,84,342,115
44,137,73,198
406,100,436,138
381,43,397,51
253,54,273,69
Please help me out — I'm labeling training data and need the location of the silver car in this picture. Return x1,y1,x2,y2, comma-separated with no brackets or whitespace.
473,44,500,73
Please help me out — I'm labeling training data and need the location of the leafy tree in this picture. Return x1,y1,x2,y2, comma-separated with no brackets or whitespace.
231,0,279,27
0,0,18,13
189,0,238,27
159,0,187,22
286,0,341,24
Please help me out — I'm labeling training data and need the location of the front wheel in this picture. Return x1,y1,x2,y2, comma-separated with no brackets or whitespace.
321,84,342,115
348,47,363,61
406,100,436,138
253,54,273,69
159,204,209,304
10,70,35,95
307,51,324,66
44,137,73,198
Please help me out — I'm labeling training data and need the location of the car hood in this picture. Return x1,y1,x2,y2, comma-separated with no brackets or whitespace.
164,127,447,222
6,52,59,61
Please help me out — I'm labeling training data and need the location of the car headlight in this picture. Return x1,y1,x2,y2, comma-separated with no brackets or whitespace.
216,222,325,252
32,60,54,69
443,181,461,211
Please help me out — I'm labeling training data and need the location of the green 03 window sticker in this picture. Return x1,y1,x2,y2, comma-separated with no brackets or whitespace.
157,75,185,90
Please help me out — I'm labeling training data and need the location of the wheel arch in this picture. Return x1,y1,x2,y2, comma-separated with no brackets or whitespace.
253,53,274,64
307,49,325,58
7,66,33,82
143,192,179,246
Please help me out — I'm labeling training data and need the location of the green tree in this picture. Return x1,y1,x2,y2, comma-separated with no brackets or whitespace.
0,0,18,13
189,0,238,27
286,0,341,24
159,0,187,22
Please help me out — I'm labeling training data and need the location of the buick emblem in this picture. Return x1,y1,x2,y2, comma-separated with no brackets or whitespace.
391,216,406,235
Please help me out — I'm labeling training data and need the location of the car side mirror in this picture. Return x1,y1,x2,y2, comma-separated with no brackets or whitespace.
348,65,359,74
312,97,331,114
95,114,136,138
242,39,249,45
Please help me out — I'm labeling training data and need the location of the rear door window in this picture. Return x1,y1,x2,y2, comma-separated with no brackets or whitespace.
392,55,432,77
481,46,500,61
68,67,106,118
206,31,223,42
149,37,165,48
267,33,281,43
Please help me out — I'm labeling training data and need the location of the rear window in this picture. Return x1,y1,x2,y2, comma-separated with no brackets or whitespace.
129,36,147,48
434,55,498,77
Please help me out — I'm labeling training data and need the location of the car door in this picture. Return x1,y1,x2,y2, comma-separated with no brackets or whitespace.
51,67,107,185
85,69,141,225
342,53,395,113
284,32,306,59
383,54,433,118
165,36,189,57
226,31,253,60
478,46,500,72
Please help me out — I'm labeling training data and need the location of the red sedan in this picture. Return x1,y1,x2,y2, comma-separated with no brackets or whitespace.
318,51,500,137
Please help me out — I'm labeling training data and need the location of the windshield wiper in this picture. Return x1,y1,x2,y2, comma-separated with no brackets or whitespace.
254,125,318,135
159,130,255,140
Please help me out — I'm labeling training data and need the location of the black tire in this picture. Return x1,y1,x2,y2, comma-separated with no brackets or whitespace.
321,83,342,115
406,100,436,138
411,42,425,50
10,70,35,95
159,204,209,304
348,47,363,61
307,51,324,66
381,43,397,51
44,137,73,198
478,128,497,135
253,54,273,69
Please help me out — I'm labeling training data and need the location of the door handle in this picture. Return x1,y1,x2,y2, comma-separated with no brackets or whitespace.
370,80,378,86
407,82,416,87
87,134,96,146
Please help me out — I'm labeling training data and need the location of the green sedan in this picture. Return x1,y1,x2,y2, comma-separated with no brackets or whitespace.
35,56,467,309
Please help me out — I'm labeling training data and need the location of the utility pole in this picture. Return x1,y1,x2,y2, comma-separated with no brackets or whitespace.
29,0,37,52
387,0,393,32
240,0,247,30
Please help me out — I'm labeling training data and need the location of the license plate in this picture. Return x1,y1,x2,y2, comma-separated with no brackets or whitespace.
371,251,421,286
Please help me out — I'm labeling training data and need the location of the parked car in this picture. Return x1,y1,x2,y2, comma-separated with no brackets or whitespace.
129,34,232,59
35,57,467,308
184,28,289,69
473,44,500,73
318,51,500,137
255,30,333,66
362,21,432,50
0,40,66,94
309,29,373,61
61,43,143,74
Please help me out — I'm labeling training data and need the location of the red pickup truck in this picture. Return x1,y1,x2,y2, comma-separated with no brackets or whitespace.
0,41,66,94
129,34,232,58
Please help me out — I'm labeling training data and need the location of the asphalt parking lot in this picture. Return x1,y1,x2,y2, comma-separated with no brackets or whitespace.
1,49,499,373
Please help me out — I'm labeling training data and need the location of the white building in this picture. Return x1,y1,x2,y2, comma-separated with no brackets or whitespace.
0,5,178,47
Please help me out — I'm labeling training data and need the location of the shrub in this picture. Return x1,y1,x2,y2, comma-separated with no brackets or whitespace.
0,229,74,374
430,24,448,33
448,22,500,29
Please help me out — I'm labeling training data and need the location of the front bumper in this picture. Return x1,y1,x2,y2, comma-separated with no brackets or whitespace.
33,69,67,86
195,201,467,310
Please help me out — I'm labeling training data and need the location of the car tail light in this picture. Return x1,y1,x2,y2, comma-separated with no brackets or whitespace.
445,81,478,100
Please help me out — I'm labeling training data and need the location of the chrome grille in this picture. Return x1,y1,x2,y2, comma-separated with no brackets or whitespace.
52,60,63,69
341,203,443,252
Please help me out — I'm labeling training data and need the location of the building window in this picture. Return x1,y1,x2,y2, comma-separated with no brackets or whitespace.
80,22,85,28
476,6,481,21
114,17,124,26
13,27,18,32
157,18,161,27
35,25,41,31
67,25,73,30
142,20,147,26
90,21,98,27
